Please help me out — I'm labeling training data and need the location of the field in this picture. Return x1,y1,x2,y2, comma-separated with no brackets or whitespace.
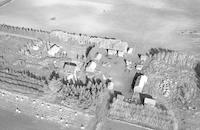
0,0,200,56
0,109,64,130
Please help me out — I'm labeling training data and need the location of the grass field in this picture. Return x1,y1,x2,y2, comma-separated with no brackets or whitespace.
0,0,200,56
0,109,64,130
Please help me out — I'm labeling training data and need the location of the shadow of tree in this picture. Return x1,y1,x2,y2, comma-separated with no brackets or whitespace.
148,48,174,56
131,72,143,90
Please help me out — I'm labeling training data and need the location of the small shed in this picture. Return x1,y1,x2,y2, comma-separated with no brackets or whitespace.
126,60,132,66
136,64,143,71
144,98,156,107
117,94,124,101
67,74,74,80
108,81,114,90
140,55,148,61
32,45,39,51
108,49,117,55
118,51,124,57
99,39,128,53
127,47,134,54
63,61,77,74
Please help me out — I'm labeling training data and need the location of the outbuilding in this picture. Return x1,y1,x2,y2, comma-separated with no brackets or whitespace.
144,98,156,107
127,47,134,54
136,64,143,71
140,55,148,61
134,75,148,93
117,94,124,101
126,60,132,66
108,49,117,55
48,44,61,56
86,61,97,72
94,53,102,61
108,81,114,90
118,51,124,57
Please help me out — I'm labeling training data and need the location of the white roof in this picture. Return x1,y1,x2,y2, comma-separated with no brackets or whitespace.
134,75,148,93
144,98,156,106
108,82,114,90
67,74,74,80
86,61,97,72
127,48,134,54
140,55,147,61
94,53,102,61
118,51,124,57
48,44,60,56
32,45,39,51
136,65,143,71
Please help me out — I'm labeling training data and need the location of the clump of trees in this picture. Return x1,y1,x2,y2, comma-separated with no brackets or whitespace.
195,62,200,89
148,48,174,57
0,24,49,40
59,77,106,109
148,48,197,68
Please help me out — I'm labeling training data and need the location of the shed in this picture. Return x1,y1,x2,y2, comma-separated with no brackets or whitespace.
144,98,156,107
136,64,143,71
86,61,97,72
108,81,114,90
117,94,124,101
32,45,39,51
94,53,102,61
127,47,134,54
48,44,61,56
108,49,117,55
118,51,124,57
63,61,77,74
134,75,148,93
126,60,132,66
140,55,148,61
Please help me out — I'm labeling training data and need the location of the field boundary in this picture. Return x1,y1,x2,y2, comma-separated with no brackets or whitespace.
107,118,154,130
